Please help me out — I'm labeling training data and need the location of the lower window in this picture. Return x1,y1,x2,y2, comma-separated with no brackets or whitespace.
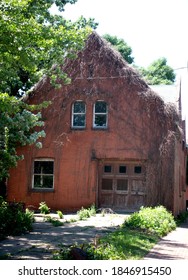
32,159,54,189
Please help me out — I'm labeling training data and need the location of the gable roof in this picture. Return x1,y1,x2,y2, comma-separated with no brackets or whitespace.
150,84,180,109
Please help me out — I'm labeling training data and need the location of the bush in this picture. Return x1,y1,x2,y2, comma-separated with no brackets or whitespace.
0,197,34,240
123,205,176,237
77,204,96,220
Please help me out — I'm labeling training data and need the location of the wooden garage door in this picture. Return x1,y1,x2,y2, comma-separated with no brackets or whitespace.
98,161,146,211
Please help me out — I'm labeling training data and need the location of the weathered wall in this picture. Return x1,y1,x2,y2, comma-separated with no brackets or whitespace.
7,33,187,214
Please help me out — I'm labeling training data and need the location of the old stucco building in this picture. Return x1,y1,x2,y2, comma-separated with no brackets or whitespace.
7,32,187,215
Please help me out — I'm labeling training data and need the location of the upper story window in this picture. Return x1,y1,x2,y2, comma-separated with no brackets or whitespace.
32,159,54,190
72,101,86,128
93,101,108,128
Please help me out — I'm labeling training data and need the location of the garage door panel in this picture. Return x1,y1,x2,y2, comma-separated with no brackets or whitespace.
100,193,114,207
114,194,128,208
99,161,146,210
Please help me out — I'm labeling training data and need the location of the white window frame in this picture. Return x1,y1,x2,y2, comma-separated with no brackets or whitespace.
93,100,108,128
32,159,54,190
71,100,86,129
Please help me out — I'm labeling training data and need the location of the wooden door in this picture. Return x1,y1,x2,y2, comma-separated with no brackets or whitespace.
98,161,146,211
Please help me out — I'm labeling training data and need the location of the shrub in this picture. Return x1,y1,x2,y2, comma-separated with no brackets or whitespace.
77,204,96,220
38,201,50,214
0,196,34,240
123,205,176,237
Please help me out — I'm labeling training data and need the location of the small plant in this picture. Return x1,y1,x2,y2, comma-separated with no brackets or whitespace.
45,216,64,227
77,204,96,220
38,201,50,214
57,210,64,219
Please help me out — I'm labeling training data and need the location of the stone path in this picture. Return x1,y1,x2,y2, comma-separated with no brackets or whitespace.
0,213,128,260
144,219,188,260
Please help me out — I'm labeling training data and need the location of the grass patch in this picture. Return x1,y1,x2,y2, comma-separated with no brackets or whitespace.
53,228,159,260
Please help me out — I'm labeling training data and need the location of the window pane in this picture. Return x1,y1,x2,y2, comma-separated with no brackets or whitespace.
102,179,113,190
43,176,53,188
33,175,42,188
42,161,53,174
119,165,127,173
134,166,142,174
94,115,107,127
117,179,128,191
104,165,112,173
33,175,53,189
95,102,107,113
73,115,85,127
34,161,53,174
74,102,85,113
34,161,42,174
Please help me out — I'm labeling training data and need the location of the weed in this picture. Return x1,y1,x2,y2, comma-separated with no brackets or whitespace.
77,204,96,220
38,202,50,214
56,210,64,219
44,216,64,227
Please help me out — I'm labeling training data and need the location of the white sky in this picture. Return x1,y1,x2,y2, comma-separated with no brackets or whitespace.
52,0,188,139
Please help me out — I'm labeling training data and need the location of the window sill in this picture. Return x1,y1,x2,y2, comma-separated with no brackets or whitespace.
92,127,108,131
31,188,54,193
71,127,86,130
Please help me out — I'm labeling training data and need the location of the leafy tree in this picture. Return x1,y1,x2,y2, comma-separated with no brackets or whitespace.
103,34,134,64
0,0,97,96
0,0,96,184
138,57,176,85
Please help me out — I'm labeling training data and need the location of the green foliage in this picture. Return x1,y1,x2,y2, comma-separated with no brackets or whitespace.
0,197,34,240
0,93,48,181
0,0,97,181
77,204,96,220
175,211,188,225
0,0,95,96
38,201,50,214
138,57,176,85
53,229,158,260
44,216,64,227
56,210,64,219
103,34,134,64
123,206,176,237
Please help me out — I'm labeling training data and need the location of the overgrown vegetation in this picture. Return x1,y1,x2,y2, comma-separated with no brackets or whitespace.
77,204,96,220
54,206,177,260
123,206,176,237
0,196,34,240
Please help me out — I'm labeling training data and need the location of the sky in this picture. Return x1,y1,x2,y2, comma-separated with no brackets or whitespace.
52,0,188,139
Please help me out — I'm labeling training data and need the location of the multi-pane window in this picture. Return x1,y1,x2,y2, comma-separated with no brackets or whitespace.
72,101,86,128
93,101,108,128
33,159,54,189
